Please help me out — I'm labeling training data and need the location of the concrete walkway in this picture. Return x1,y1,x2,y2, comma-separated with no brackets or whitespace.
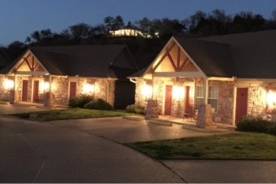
0,117,182,182
164,160,276,183
49,117,229,143
0,103,56,115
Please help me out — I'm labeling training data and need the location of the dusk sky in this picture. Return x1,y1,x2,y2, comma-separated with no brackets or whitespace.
0,0,276,45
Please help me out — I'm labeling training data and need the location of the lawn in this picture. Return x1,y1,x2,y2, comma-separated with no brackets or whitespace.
128,133,276,160
14,108,132,121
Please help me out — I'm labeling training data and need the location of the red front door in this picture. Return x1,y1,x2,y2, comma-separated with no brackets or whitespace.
22,80,28,102
165,85,172,115
69,82,77,99
33,80,39,103
236,88,248,124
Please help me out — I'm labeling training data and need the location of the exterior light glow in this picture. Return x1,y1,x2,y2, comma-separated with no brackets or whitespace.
3,79,14,90
173,86,185,101
82,83,95,95
142,84,152,100
43,82,50,92
267,90,276,110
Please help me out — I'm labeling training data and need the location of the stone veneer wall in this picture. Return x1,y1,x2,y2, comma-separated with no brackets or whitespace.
50,76,69,106
50,76,115,107
247,85,267,117
135,78,195,118
209,81,235,125
135,79,147,107
0,75,11,101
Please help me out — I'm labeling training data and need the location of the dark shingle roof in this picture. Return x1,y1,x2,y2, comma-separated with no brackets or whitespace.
0,50,12,74
175,37,234,77
29,45,137,78
198,30,276,78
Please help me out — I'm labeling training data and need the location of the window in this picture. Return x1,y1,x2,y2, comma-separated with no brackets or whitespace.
208,86,219,112
195,85,204,109
195,85,219,111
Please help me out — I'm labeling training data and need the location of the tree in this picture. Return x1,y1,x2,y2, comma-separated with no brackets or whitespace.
68,23,93,40
104,16,125,31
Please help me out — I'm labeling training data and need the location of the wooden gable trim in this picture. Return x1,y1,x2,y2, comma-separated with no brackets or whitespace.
152,42,176,72
142,37,207,78
179,57,189,70
8,50,49,74
143,37,176,76
172,37,207,78
167,52,177,71
153,71,204,78
176,47,181,71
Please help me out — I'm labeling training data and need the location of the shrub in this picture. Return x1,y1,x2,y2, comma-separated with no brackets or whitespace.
268,124,276,135
69,95,94,108
84,99,113,110
126,104,145,114
236,116,273,133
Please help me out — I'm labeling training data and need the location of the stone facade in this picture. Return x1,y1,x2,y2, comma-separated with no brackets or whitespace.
247,85,267,117
135,78,236,125
135,77,196,118
210,81,235,125
50,76,115,107
0,75,11,101
0,75,115,107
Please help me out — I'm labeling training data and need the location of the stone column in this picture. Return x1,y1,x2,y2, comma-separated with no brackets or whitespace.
8,75,16,104
197,104,214,128
43,75,52,107
145,99,159,119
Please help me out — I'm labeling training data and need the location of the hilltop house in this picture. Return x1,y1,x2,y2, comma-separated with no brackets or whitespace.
132,30,276,126
0,45,137,108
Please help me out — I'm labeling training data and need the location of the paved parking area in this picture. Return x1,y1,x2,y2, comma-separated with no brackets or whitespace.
0,117,182,182
1,115,276,182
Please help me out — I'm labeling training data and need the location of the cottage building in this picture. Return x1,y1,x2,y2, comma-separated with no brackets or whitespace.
0,45,137,108
132,30,276,126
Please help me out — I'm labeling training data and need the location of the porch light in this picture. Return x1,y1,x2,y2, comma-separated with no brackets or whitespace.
173,86,185,101
266,90,276,110
43,82,50,92
142,84,152,100
82,83,95,95
3,79,14,90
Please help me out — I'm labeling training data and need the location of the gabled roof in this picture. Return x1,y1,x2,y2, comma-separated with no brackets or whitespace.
175,37,234,77
136,30,276,79
23,45,137,78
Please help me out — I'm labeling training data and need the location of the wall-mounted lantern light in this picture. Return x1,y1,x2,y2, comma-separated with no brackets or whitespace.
82,83,95,95
43,81,50,92
142,84,152,100
3,79,14,90
266,90,276,110
173,86,185,101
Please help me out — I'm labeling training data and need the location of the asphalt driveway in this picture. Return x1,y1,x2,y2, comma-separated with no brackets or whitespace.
0,117,182,182
2,116,276,183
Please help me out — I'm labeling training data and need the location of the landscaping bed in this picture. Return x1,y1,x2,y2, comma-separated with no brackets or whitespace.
128,133,276,160
14,108,132,121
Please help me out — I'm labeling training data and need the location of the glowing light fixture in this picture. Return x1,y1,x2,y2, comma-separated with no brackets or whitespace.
82,83,95,95
142,84,152,100
266,90,276,110
173,86,185,101
3,79,14,90
43,81,50,92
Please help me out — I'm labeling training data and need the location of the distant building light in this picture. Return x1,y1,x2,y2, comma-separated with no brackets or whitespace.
109,28,157,39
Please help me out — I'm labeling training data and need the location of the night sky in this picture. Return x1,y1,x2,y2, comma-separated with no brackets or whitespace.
0,0,276,45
